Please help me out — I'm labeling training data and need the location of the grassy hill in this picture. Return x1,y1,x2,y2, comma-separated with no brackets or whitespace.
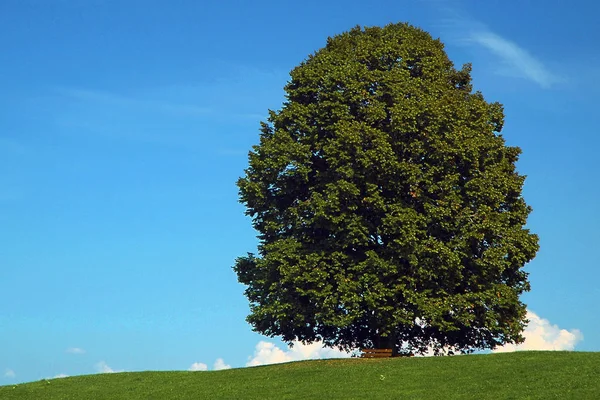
1,351,598,399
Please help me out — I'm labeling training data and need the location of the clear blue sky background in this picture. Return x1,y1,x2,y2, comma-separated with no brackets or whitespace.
1,0,598,384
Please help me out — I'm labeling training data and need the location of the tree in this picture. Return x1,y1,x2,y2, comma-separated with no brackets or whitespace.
233,23,539,356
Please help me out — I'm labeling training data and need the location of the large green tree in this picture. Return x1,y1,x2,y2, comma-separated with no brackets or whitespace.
234,23,539,356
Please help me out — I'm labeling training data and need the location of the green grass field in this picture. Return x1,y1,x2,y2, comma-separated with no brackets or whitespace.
1,351,598,399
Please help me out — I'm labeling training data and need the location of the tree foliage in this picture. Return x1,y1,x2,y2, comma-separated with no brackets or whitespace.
233,23,539,355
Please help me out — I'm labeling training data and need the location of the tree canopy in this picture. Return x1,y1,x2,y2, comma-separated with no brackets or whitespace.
233,23,539,356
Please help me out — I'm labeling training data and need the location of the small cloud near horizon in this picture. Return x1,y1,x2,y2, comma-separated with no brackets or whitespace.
4,369,16,378
493,310,583,352
188,362,208,372
246,340,353,367
188,358,232,371
95,361,123,374
213,358,232,371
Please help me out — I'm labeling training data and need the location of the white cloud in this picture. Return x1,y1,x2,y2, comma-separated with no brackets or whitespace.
243,310,581,363
467,30,560,88
189,359,231,371
494,310,583,353
213,358,232,371
188,362,208,372
66,347,85,354
437,9,560,89
246,340,353,367
4,369,16,378
94,361,123,374
53,374,69,379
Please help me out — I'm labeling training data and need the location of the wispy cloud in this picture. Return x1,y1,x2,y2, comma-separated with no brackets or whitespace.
435,7,561,89
493,310,583,352
59,88,212,118
466,30,560,88
46,64,287,152
66,347,86,354
188,362,208,372
4,369,16,378
52,374,69,379
94,361,123,374
0,137,28,156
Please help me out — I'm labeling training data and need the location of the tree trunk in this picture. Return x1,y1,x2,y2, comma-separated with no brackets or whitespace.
375,328,398,357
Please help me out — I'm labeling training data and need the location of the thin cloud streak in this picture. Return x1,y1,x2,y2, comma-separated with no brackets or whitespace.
436,7,561,89
467,30,560,88
58,88,213,117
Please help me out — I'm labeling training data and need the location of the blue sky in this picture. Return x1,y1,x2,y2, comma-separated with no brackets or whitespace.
1,0,598,383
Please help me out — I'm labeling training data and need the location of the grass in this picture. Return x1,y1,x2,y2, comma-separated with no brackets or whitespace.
1,351,599,399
